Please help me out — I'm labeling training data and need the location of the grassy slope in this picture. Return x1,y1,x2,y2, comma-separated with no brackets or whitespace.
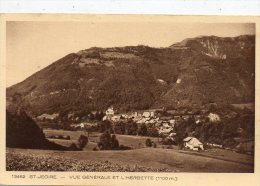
7,147,253,173
6,129,254,173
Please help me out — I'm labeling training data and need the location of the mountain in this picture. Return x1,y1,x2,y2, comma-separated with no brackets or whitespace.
6,35,255,115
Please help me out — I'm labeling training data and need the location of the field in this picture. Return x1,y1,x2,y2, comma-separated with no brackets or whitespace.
43,129,164,150
231,103,254,110
6,129,254,172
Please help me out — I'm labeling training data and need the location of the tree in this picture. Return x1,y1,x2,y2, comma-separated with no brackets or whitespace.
138,123,147,136
98,132,121,150
95,111,105,121
125,120,138,135
98,120,112,133
77,135,88,150
98,131,112,150
111,134,119,149
147,126,159,137
114,122,125,134
145,138,152,147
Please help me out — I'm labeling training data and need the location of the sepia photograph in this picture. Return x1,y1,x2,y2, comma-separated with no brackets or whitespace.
4,18,256,174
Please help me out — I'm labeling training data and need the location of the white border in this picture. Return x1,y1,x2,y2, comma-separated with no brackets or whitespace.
0,0,260,15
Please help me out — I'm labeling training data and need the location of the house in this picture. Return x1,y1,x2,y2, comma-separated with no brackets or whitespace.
137,118,149,124
142,111,151,118
158,127,173,135
133,115,142,122
169,119,175,125
208,113,221,122
91,111,98,116
148,119,158,124
70,123,85,129
183,137,204,151
206,143,223,148
167,132,177,141
162,122,171,128
106,107,115,116
111,115,121,122
102,116,108,121
142,111,155,118
79,123,85,128
183,115,190,121
37,113,59,121
234,138,254,154
133,112,138,117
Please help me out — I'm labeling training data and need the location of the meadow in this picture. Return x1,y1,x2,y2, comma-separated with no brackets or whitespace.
6,129,254,172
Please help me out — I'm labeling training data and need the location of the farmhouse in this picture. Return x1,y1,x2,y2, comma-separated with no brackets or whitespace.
183,137,204,151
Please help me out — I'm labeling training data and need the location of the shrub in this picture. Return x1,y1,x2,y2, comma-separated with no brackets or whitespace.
145,138,152,147
68,143,79,151
58,135,63,139
77,135,88,150
111,135,119,150
118,145,132,150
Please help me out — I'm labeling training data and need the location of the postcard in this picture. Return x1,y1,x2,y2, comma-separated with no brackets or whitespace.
0,14,259,186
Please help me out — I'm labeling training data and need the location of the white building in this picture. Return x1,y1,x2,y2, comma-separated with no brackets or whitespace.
111,115,121,122
183,137,204,151
106,107,115,116
159,127,173,135
208,113,221,122
142,111,150,118
142,111,155,118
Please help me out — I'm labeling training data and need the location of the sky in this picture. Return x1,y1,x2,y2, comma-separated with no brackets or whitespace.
6,21,255,87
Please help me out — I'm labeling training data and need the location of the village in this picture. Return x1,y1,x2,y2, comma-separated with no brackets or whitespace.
36,106,254,154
